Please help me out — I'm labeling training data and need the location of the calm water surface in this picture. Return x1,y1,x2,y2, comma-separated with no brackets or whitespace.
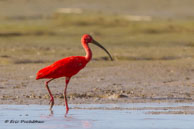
0,103,194,129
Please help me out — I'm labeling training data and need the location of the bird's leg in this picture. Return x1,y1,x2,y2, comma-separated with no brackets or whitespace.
45,79,55,110
64,77,70,115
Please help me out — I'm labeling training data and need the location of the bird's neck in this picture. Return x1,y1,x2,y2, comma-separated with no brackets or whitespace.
82,41,92,62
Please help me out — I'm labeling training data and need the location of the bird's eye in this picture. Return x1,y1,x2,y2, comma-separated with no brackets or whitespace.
85,37,90,42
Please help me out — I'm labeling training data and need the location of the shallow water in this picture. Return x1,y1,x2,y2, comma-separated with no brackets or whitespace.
0,103,194,129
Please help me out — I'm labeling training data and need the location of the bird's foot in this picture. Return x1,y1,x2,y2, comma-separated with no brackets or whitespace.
64,106,69,117
65,109,69,117
49,98,54,110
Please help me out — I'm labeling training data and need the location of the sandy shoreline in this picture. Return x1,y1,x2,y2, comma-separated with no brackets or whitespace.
0,59,194,105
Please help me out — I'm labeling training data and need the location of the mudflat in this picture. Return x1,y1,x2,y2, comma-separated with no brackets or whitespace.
0,0,194,105
0,59,194,105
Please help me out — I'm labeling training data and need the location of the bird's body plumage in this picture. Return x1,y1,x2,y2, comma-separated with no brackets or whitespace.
36,56,87,79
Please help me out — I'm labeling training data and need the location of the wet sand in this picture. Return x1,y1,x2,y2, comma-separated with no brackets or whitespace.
0,59,194,105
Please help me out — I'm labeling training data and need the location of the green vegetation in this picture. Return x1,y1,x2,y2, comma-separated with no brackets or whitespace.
0,13,194,65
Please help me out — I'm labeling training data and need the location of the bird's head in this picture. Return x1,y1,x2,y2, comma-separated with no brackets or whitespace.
81,34,113,61
82,34,93,43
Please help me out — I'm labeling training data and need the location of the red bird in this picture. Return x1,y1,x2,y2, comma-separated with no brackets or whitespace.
36,34,113,114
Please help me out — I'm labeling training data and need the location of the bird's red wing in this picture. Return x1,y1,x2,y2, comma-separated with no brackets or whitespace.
36,56,87,79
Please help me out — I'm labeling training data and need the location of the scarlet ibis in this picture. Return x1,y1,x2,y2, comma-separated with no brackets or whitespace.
36,34,113,114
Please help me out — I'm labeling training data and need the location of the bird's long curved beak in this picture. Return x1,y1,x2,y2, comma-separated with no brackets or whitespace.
91,40,113,61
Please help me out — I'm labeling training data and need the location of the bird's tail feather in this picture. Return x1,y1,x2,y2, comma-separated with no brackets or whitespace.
36,66,51,80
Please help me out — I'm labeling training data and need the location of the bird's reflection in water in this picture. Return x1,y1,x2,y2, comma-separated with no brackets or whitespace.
49,109,54,117
82,120,92,128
